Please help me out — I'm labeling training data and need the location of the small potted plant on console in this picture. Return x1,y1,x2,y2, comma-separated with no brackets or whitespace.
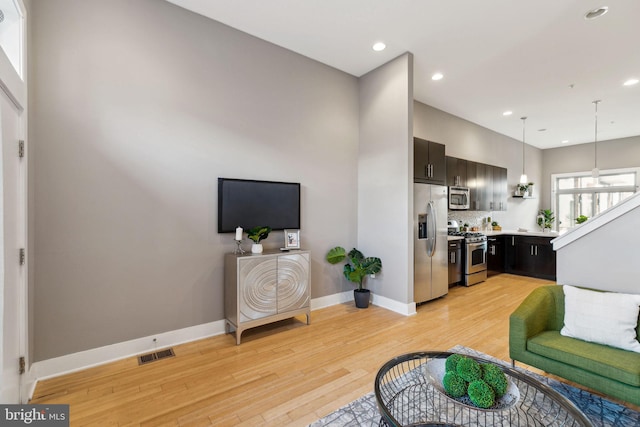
247,226,272,254
325,247,382,308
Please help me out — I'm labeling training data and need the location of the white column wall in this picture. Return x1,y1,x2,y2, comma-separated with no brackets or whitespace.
358,53,414,308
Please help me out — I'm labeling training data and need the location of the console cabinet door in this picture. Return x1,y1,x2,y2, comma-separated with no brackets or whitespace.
277,253,310,313
238,257,278,322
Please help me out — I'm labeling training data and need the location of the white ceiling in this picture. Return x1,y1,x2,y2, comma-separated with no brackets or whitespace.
166,0,640,149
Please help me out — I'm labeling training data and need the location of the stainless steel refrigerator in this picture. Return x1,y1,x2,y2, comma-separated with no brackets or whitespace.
414,183,448,303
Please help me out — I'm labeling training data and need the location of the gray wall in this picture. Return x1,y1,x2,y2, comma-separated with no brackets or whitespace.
358,53,413,304
542,135,640,206
413,102,544,231
556,204,640,294
29,0,640,363
30,0,359,361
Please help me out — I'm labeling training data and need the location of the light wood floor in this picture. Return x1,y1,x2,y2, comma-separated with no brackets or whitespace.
30,274,635,426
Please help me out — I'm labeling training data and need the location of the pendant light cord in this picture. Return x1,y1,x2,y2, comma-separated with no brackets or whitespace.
521,116,527,177
593,100,600,170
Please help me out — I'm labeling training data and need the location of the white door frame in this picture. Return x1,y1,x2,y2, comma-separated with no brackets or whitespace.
0,0,28,404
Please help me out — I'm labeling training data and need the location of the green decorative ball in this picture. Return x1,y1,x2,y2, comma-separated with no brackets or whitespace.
482,363,508,397
445,354,464,373
442,371,468,398
468,379,496,409
455,357,482,383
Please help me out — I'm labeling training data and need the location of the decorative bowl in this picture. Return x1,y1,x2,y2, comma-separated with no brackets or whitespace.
424,358,520,411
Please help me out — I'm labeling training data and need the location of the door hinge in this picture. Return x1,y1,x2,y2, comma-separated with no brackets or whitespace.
19,356,25,375
18,140,24,158
19,248,25,265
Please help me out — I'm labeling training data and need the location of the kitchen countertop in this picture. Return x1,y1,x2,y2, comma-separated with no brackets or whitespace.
446,230,560,240
484,229,559,238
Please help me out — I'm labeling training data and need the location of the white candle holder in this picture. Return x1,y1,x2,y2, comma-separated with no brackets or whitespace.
233,239,245,254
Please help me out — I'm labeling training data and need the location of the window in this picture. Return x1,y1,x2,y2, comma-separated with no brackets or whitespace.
0,0,24,79
552,169,638,233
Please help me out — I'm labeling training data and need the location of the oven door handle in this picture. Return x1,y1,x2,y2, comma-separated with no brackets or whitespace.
467,241,486,250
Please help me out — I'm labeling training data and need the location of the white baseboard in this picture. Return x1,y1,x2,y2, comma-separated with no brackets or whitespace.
310,290,353,310
23,380,37,404
310,290,416,316
372,293,417,316
27,290,413,399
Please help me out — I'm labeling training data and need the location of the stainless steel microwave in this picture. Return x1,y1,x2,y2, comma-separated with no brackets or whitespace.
449,186,470,210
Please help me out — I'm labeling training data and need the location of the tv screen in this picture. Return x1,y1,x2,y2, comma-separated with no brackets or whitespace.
217,178,301,233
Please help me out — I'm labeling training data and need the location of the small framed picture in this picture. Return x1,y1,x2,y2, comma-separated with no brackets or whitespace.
284,229,300,249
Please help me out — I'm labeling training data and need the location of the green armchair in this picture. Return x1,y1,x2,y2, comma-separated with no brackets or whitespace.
509,285,640,407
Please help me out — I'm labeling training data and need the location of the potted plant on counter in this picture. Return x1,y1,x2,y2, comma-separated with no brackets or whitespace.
536,209,555,232
575,215,588,225
325,247,382,308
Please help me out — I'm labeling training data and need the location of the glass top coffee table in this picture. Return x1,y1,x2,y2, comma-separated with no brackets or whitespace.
374,351,593,427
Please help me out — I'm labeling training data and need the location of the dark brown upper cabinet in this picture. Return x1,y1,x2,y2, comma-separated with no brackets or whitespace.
414,138,445,185
446,156,507,211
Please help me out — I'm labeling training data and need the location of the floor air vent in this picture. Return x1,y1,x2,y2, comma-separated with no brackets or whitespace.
138,348,175,365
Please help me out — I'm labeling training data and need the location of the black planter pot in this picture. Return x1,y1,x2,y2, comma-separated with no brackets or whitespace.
354,289,371,309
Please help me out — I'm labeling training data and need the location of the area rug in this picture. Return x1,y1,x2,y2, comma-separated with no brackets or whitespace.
310,345,640,427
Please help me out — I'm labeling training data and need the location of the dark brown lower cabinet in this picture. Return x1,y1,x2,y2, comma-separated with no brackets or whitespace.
448,239,462,286
487,236,505,276
505,235,556,280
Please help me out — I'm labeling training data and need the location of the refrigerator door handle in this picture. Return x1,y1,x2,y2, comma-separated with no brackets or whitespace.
426,201,436,257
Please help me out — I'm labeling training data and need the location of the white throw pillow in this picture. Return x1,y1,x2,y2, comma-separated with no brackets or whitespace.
560,285,640,353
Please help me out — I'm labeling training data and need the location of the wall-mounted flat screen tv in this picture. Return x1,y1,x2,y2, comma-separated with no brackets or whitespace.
217,178,301,233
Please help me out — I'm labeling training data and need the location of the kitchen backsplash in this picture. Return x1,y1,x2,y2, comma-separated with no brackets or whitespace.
448,211,496,230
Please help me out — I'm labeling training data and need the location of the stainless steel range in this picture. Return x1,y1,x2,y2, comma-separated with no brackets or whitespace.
448,231,487,286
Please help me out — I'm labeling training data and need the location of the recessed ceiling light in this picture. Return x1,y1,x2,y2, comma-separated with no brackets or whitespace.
503,111,513,116
372,42,386,52
584,6,608,20
623,78,639,86
562,140,569,144
431,72,444,81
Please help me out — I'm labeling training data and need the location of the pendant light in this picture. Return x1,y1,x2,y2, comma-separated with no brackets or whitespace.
520,116,528,184
592,100,601,178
